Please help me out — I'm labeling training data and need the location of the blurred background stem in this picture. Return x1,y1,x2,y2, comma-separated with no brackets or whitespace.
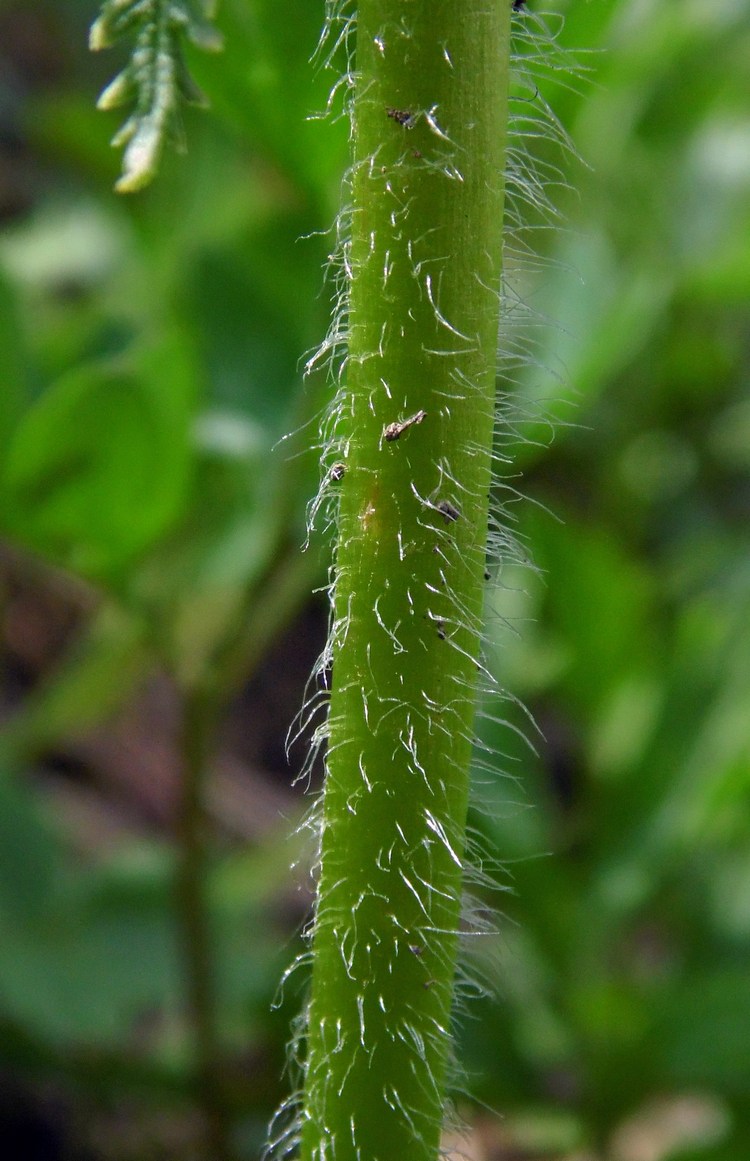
176,683,230,1161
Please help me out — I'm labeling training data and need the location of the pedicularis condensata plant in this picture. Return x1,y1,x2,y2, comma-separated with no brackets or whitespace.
92,2,567,1158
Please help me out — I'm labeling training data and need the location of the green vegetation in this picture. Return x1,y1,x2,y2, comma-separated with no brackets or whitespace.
297,5,510,1159
0,1,749,1159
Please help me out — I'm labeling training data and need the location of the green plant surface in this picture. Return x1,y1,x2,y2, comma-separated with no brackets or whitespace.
296,3,512,1159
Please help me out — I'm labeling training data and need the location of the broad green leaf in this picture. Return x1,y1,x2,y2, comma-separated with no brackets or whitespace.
1,338,195,582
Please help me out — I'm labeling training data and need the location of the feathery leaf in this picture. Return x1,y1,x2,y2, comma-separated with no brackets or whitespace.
90,1,222,193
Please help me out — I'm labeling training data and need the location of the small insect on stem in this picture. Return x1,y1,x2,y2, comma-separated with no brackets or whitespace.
329,462,347,482
437,499,461,524
512,0,527,11
383,409,427,443
386,107,415,127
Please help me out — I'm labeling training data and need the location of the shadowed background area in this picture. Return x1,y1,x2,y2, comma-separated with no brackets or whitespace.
1,1,749,1158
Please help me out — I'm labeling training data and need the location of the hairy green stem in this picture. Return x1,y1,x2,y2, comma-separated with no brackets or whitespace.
176,686,231,1161
300,3,512,1159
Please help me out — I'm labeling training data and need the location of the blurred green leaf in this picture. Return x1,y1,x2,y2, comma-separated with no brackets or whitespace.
189,0,349,204
1,335,196,581
0,771,62,924
657,971,750,1094
0,269,26,455
530,510,657,716
2,604,151,762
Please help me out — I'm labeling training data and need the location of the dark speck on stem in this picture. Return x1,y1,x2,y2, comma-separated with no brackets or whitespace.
437,499,460,523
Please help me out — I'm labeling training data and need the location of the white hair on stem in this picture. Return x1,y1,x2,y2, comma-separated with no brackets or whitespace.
265,3,583,1157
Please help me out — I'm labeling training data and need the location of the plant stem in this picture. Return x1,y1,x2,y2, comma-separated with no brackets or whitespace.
176,685,231,1161
300,3,512,1159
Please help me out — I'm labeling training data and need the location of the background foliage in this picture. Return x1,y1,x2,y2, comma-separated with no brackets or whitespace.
1,0,749,1158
